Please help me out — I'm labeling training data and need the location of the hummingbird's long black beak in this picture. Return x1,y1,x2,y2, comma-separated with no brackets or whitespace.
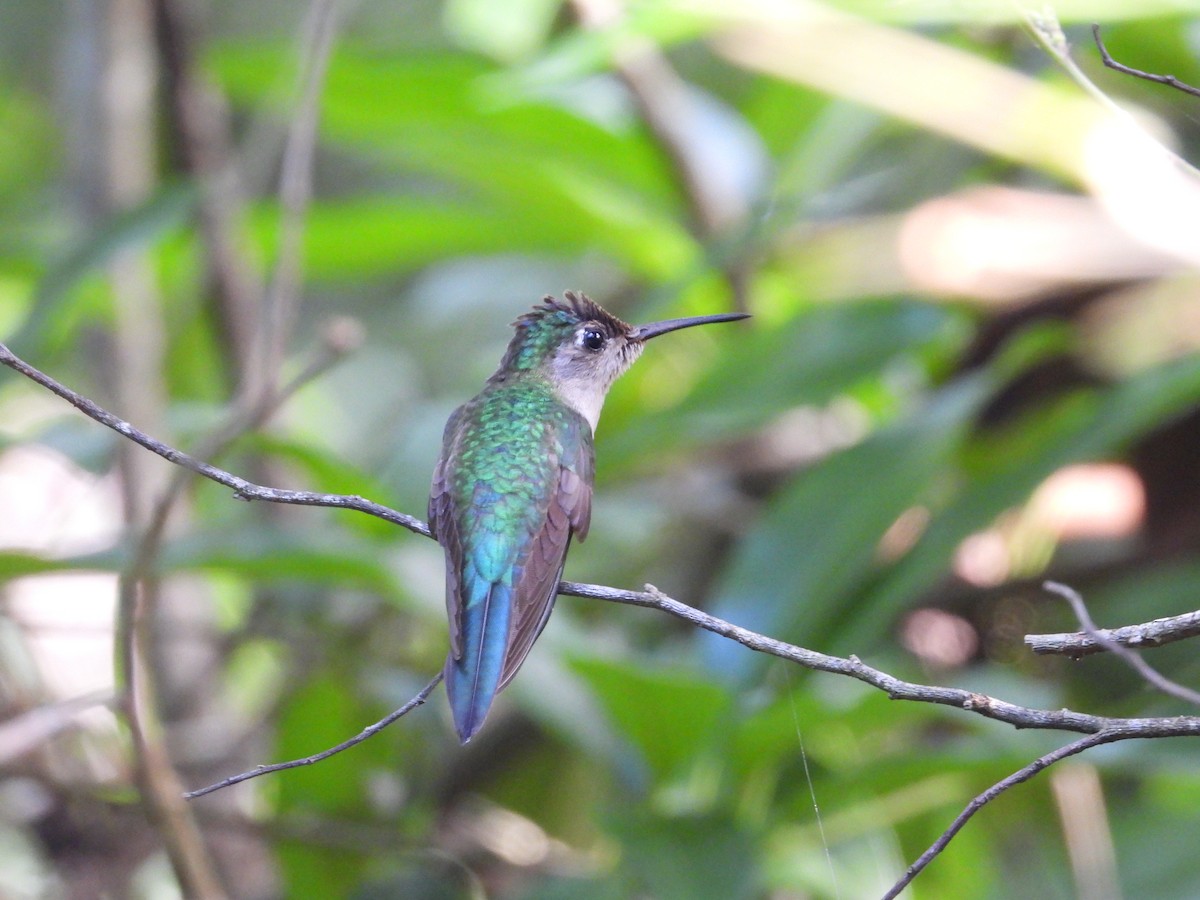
628,312,750,342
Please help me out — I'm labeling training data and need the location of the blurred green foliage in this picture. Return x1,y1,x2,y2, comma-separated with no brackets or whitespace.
1,1,1199,898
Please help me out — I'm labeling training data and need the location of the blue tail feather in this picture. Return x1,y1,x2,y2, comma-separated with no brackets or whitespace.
445,579,512,743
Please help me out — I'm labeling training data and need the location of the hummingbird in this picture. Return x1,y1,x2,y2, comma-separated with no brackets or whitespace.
428,291,749,743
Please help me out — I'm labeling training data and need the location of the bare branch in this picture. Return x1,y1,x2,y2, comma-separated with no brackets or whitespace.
882,731,1120,899
151,0,264,385
117,571,226,899
7,342,1200,895
1042,582,1200,707
561,584,1200,738
184,673,443,799
1092,23,1200,100
569,0,752,308
103,341,352,898
0,691,113,764
178,578,1200,803
254,0,343,403
1025,608,1200,658
5,340,1200,743
0,341,429,537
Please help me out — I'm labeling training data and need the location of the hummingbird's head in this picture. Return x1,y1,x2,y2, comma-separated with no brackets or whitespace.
493,292,748,431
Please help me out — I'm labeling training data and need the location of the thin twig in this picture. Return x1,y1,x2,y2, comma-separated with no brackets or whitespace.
253,0,343,404
569,0,752,309
117,570,226,898
0,690,114,764
1025,608,1200,657
151,0,263,385
881,731,1120,899
109,337,352,898
1043,582,1200,707
1092,23,1200,99
137,4,347,816
7,344,1200,896
184,673,443,799
103,7,226,894
0,342,429,537
560,584,1200,738
4,341,1200,741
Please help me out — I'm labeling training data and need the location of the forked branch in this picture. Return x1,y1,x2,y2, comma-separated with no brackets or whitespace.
1092,23,1200,99
3,341,1199,897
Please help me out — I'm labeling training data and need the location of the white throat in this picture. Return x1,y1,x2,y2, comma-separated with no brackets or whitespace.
554,380,606,433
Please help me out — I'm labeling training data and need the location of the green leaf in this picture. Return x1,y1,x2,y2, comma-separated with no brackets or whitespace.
843,353,1200,651
130,527,403,597
274,674,384,897
238,434,406,538
0,551,74,579
570,655,731,782
11,183,195,356
444,0,561,62
610,811,758,900
247,197,593,281
607,299,969,466
523,875,626,900
212,46,697,278
705,374,993,678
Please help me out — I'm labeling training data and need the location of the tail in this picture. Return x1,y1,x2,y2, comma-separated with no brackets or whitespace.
445,581,512,743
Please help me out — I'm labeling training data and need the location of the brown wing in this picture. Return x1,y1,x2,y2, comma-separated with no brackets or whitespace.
496,414,594,691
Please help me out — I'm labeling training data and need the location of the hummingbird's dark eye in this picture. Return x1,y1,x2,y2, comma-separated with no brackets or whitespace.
581,328,606,351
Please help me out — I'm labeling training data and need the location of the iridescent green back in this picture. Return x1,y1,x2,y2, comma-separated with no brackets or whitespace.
429,376,594,741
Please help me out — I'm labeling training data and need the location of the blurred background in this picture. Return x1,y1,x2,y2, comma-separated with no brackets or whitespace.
1,0,1199,897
